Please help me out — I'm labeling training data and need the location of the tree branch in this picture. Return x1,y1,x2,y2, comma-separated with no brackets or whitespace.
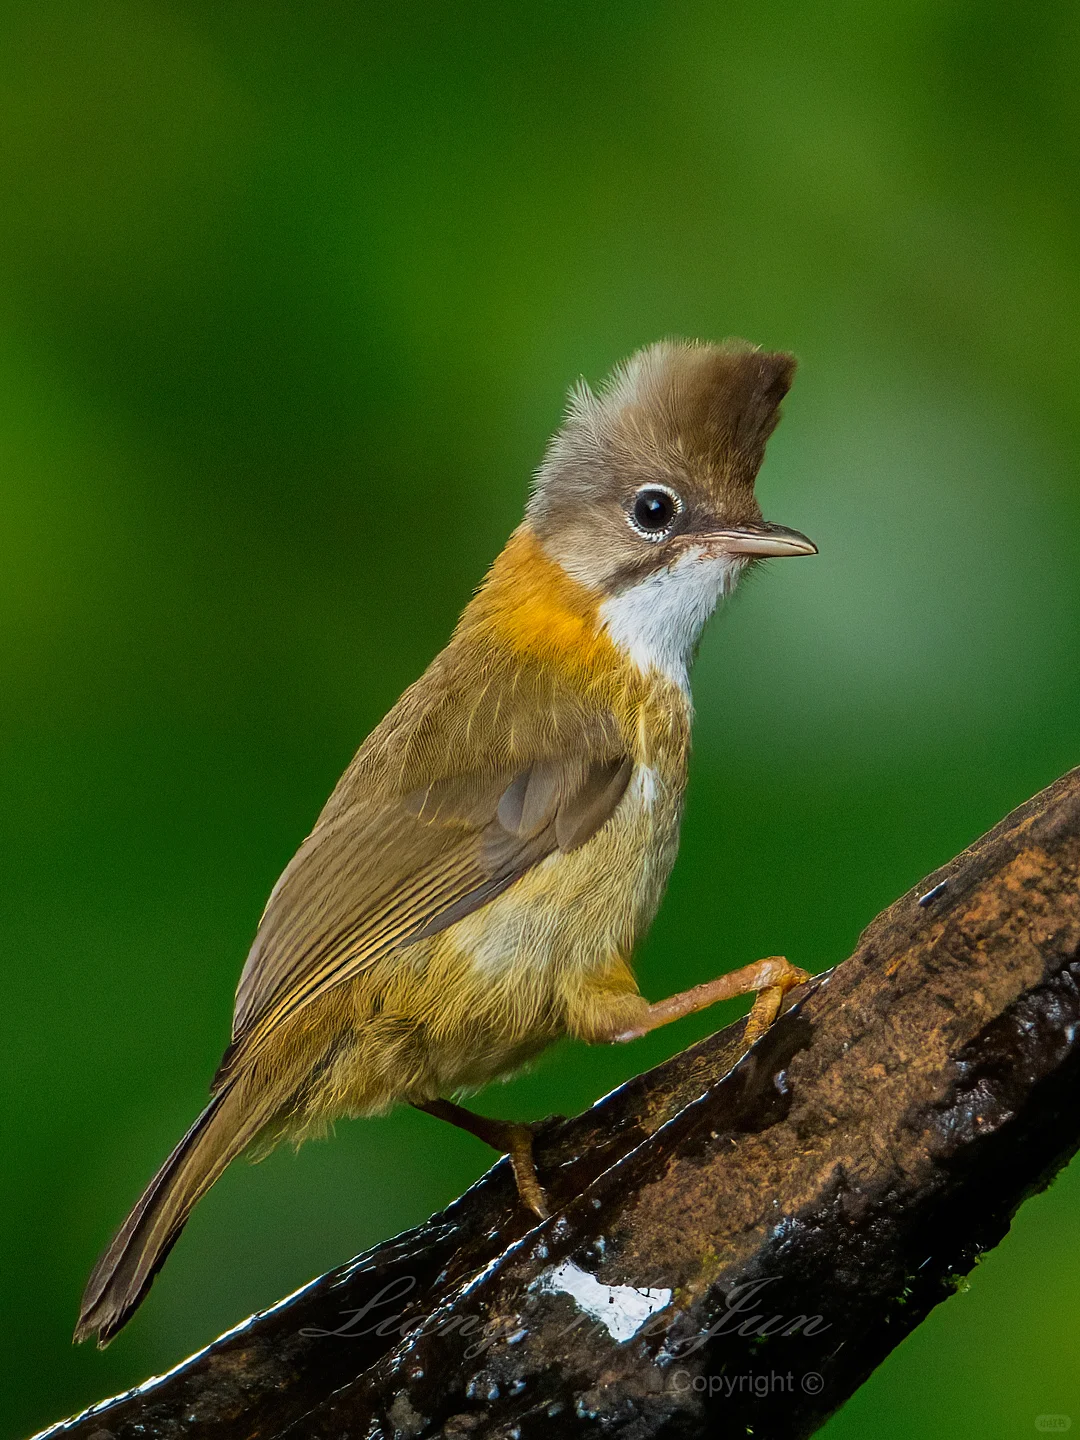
44,768,1080,1439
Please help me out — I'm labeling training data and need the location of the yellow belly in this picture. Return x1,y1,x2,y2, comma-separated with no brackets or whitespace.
278,763,683,1130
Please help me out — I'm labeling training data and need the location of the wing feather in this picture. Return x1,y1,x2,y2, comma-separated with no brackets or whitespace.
222,648,635,1076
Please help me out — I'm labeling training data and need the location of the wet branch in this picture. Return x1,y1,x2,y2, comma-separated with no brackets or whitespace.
43,768,1080,1439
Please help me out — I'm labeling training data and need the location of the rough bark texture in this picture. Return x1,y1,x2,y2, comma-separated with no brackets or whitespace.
42,768,1080,1440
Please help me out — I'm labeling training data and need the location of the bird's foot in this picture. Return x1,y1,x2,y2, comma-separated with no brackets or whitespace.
612,955,811,1046
413,1098,549,1219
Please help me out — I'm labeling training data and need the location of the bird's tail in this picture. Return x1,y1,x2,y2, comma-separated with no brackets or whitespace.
75,1078,273,1346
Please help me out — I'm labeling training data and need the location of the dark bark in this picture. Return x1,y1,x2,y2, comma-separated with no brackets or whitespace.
42,768,1080,1440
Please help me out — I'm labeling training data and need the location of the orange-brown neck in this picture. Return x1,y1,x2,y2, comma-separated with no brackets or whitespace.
454,526,692,763
456,526,620,685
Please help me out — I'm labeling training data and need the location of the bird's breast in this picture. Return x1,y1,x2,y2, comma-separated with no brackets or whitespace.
440,758,684,983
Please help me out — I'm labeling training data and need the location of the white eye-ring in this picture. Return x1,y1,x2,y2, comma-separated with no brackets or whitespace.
627,484,683,541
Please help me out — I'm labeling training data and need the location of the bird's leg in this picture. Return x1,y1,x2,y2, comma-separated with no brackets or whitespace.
612,955,810,1048
413,1097,549,1219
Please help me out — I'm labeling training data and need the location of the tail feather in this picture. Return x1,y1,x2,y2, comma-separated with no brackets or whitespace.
75,1081,273,1346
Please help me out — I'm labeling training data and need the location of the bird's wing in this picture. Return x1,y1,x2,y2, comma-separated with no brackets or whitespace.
220,651,633,1076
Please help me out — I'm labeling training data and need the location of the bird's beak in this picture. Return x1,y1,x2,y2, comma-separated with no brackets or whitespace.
705,521,818,558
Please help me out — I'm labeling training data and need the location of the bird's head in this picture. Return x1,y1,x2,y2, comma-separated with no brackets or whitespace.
525,338,816,687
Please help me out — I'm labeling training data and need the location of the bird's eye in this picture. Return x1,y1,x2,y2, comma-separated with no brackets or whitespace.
628,485,681,540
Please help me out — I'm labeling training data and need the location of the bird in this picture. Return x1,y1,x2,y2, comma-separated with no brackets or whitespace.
75,337,817,1346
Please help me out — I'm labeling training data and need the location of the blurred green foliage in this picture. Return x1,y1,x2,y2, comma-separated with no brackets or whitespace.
2,1,1080,1434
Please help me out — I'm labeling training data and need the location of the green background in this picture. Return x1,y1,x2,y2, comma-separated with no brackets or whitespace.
2,1,1079,1434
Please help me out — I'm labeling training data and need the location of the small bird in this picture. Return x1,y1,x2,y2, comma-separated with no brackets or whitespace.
76,338,816,1345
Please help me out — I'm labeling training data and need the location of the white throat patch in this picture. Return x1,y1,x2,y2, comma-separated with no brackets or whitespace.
598,548,744,692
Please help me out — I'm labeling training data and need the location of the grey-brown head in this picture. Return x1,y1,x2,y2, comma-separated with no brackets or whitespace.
526,338,816,688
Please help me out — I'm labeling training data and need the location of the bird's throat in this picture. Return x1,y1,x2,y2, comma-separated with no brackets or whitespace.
459,524,717,704
597,547,743,694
